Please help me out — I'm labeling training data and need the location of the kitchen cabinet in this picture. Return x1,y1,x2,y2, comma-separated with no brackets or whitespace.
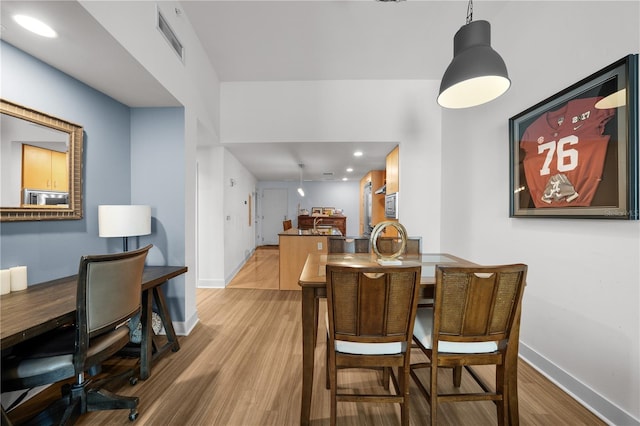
22,144,68,191
385,146,399,236
298,215,346,236
386,145,399,194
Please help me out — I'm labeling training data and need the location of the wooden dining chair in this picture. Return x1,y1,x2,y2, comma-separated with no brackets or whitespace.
410,264,528,426
283,219,292,231
325,264,422,426
375,237,422,256
327,237,370,253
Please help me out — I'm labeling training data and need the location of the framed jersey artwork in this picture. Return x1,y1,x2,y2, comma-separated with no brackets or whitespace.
509,54,638,219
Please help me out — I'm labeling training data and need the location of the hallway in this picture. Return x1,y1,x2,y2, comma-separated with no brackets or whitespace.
227,246,280,290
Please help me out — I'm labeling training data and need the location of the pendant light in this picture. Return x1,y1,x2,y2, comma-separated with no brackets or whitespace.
297,164,305,197
437,0,510,109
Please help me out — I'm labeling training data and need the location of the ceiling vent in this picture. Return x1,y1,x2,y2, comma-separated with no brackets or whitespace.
157,9,184,63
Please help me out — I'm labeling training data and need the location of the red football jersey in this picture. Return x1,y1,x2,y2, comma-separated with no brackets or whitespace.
520,97,615,207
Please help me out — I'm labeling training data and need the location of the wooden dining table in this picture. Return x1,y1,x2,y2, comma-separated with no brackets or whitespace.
297,252,522,425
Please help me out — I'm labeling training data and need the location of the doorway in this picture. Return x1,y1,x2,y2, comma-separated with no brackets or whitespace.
260,188,288,245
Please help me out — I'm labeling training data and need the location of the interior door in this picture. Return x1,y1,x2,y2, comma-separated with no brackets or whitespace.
261,188,288,245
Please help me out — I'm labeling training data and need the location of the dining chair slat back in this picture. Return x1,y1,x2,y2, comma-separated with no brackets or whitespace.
325,264,422,426
327,237,370,254
375,237,422,255
410,263,528,426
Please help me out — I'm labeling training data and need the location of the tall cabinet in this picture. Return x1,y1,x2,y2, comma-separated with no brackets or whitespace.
359,145,400,236
385,145,399,195
384,146,400,236
359,170,385,235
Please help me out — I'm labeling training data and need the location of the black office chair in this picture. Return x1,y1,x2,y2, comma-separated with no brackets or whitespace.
1,245,152,425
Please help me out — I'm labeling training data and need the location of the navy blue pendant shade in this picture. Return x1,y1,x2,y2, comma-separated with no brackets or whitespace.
438,20,510,109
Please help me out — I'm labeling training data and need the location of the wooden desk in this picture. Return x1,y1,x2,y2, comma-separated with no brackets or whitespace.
0,265,187,380
298,253,520,426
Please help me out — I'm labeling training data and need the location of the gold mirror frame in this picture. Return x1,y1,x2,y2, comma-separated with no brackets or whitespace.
1,99,83,222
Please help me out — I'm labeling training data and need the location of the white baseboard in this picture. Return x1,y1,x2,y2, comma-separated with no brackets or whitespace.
197,248,257,289
224,248,256,285
197,278,225,288
519,343,639,426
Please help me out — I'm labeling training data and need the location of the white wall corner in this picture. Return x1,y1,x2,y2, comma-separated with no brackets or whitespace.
172,311,200,336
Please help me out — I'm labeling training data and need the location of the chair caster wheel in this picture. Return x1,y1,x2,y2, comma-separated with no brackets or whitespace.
129,376,138,386
129,409,138,421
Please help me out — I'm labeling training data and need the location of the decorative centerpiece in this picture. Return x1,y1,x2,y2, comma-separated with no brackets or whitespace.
370,221,408,265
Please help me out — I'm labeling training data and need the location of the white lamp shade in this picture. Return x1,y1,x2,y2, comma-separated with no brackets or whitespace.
595,89,626,109
98,205,151,237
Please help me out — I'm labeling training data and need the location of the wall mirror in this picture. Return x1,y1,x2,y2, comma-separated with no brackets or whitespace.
1,99,83,222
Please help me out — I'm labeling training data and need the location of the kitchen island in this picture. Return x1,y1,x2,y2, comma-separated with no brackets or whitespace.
278,227,341,290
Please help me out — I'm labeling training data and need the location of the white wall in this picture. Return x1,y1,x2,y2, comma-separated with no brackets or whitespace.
221,80,443,249
440,2,639,424
256,180,361,239
222,149,258,283
196,144,225,288
81,0,223,332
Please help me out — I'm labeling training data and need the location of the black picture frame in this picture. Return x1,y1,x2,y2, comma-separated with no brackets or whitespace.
509,54,638,219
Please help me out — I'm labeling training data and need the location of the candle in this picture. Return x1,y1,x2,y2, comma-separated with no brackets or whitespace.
9,266,27,292
0,269,10,295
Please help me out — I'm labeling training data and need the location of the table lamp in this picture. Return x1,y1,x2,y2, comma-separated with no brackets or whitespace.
98,205,151,252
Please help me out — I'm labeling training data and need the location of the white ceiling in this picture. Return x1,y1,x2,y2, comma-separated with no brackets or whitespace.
0,0,479,181
181,0,464,82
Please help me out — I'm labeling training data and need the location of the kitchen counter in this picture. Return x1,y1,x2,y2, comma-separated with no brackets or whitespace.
279,228,340,290
279,227,342,236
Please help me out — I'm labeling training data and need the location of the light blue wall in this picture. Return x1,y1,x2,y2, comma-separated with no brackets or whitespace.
130,107,186,321
0,41,131,283
0,42,187,322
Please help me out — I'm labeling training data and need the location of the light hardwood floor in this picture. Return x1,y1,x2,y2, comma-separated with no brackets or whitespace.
9,247,605,425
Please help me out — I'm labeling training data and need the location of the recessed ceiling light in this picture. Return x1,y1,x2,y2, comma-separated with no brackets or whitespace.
353,151,363,157
342,177,348,181
13,15,57,38
346,168,353,173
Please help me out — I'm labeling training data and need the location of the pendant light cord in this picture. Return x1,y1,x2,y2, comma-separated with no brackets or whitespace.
466,0,473,24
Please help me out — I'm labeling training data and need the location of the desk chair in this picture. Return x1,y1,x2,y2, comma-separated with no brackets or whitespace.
325,265,422,426
410,264,527,426
1,245,152,425
283,219,292,231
